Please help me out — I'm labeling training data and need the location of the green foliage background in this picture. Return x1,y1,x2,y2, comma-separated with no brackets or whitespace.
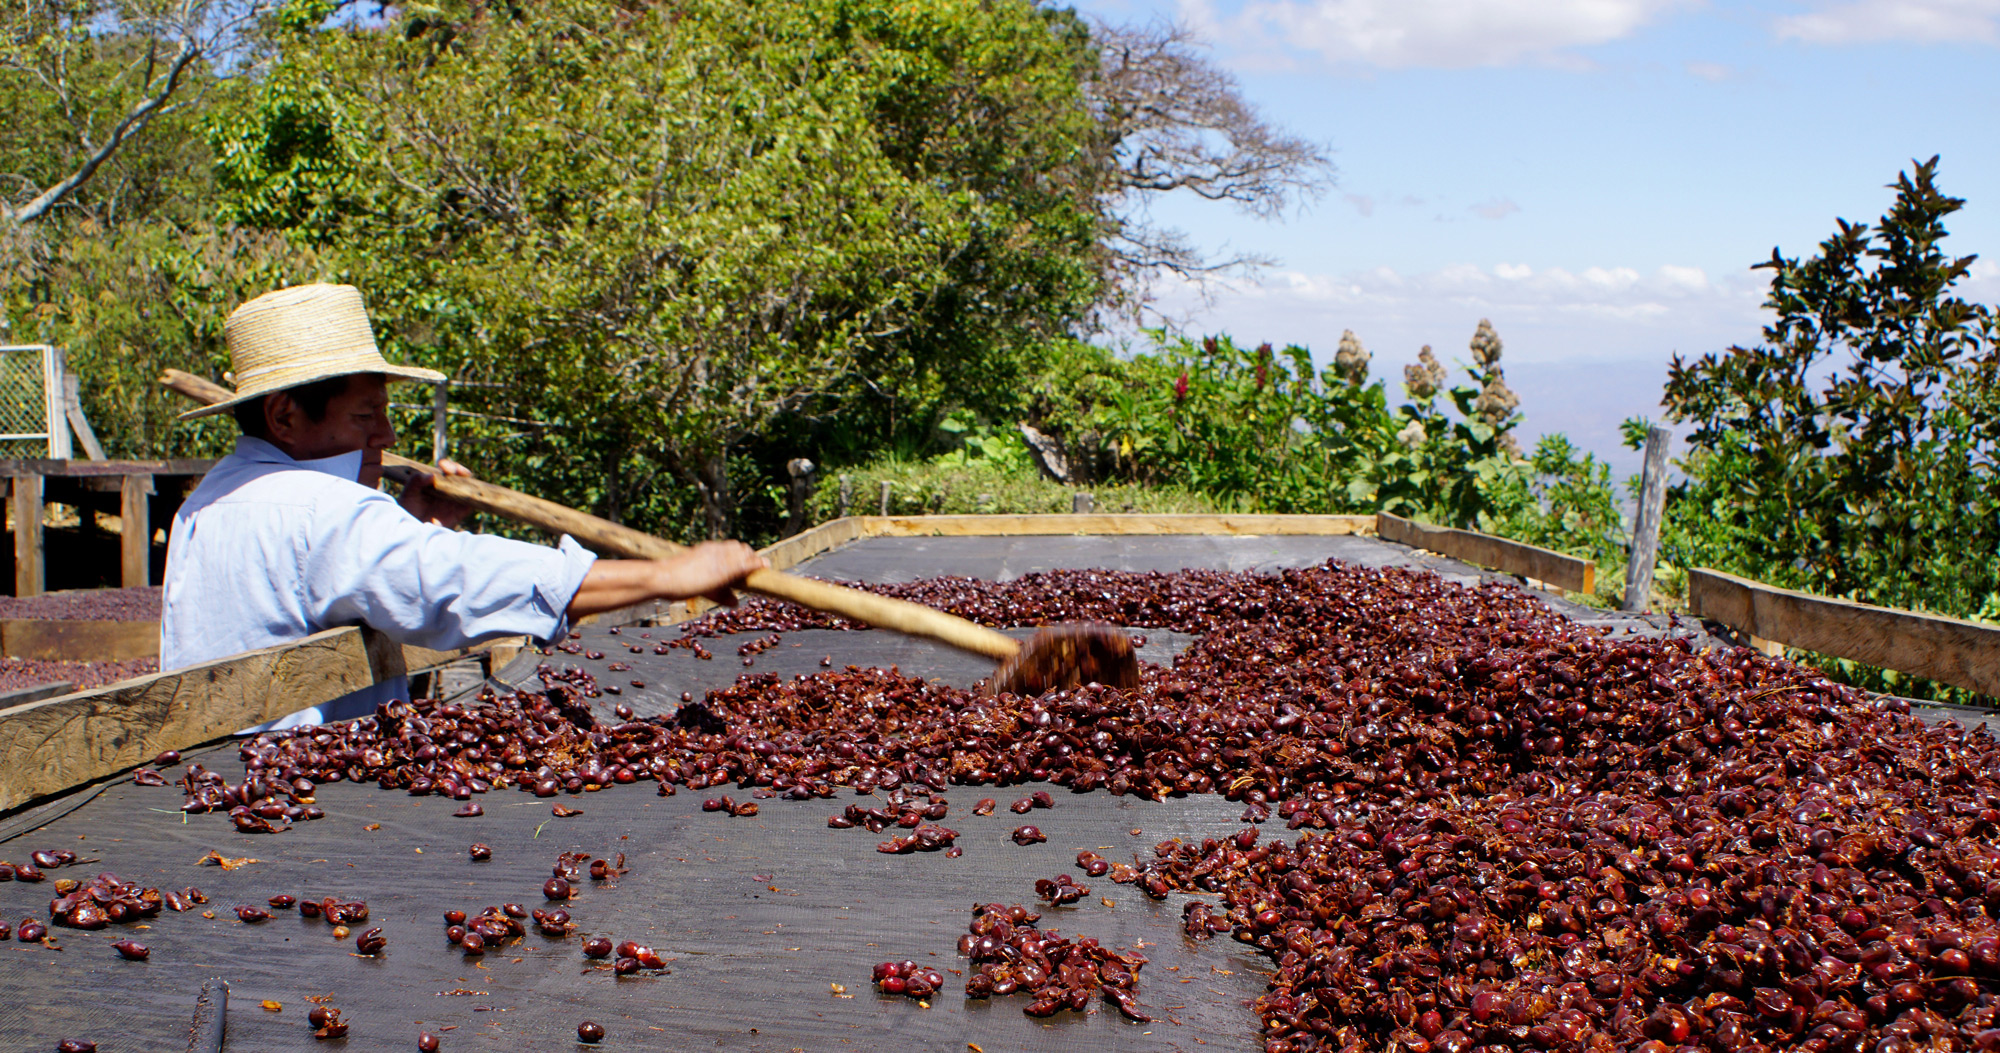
7,0,1996,707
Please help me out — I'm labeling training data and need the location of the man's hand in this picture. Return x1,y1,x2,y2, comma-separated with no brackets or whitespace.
664,540,770,608
401,458,475,528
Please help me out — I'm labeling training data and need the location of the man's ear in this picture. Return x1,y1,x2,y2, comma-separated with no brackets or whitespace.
263,390,301,445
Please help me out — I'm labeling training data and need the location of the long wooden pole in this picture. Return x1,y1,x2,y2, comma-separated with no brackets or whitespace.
159,369,1022,661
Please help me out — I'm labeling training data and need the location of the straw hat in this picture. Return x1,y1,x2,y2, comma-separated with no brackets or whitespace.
179,283,446,420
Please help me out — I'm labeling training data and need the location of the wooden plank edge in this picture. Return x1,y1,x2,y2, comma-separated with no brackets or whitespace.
1687,567,2000,698
0,680,74,707
0,618,159,661
648,513,1380,630
1377,513,1595,594
0,458,217,478
860,513,1378,537
0,626,379,811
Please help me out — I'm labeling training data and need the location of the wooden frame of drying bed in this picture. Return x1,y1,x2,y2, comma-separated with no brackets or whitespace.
0,511,1592,812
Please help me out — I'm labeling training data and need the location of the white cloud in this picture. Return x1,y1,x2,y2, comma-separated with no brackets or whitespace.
1657,264,1710,290
1198,0,1696,69
1344,192,1377,216
1143,261,1767,364
1774,0,2000,45
1470,197,1521,220
1684,59,1735,80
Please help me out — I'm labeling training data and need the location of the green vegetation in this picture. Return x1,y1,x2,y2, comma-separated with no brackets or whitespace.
4,1,1992,705
1662,158,2000,703
4,0,1330,543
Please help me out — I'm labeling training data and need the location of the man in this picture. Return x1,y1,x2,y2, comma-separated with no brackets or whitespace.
162,283,765,727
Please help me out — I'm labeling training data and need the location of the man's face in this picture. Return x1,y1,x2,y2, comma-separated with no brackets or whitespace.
265,374,399,487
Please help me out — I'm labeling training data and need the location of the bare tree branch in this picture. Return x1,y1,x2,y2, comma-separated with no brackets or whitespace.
1083,19,1335,320
4,39,199,224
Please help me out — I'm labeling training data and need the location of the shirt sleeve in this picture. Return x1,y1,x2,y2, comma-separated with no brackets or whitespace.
301,490,598,651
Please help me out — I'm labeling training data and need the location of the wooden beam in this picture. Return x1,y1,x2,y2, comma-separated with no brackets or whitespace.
0,458,215,478
1376,512,1596,595
862,513,1378,538
0,681,75,708
62,373,107,461
760,516,866,573
1687,567,2000,697
0,627,379,811
12,474,42,597
0,618,157,661
120,474,153,587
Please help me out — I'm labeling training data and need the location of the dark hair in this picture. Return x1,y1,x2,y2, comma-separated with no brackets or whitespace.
232,375,354,439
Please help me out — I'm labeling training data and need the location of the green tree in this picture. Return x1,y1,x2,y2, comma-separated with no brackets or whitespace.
211,0,1109,539
1663,157,2000,697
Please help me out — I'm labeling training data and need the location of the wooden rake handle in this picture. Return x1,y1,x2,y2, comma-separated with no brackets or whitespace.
160,369,1022,662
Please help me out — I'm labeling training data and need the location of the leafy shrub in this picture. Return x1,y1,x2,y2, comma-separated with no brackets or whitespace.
1663,157,2000,703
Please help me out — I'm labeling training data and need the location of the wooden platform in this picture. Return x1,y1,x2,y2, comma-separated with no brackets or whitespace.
0,511,1600,813
3,457,215,596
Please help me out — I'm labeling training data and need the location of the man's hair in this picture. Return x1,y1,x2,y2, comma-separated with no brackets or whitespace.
232,375,354,440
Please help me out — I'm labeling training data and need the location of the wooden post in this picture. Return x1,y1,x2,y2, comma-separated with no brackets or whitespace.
785,457,816,536
12,474,42,597
432,379,450,462
1621,425,1671,612
878,479,892,516
62,374,106,461
837,474,852,518
119,474,154,588
1072,491,1095,514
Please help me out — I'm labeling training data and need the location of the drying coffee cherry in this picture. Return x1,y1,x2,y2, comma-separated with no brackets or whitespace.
582,936,614,959
355,927,387,954
468,843,492,860
308,1005,348,1039
110,939,149,960
234,905,271,923
543,877,572,901
1011,825,1046,845
57,1041,96,1053
417,1032,441,1051
577,1021,606,1043
268,894,297,909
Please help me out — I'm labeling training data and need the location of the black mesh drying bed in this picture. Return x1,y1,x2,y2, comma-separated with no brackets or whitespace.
0,532,1694,1052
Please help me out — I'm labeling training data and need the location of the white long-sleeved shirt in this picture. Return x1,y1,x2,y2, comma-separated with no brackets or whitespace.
162,437,595,726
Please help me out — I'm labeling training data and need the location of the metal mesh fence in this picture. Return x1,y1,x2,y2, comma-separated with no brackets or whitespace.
0,345,51,448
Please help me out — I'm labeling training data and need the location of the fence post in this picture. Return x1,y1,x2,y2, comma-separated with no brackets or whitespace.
43,348,71,459
878,480,892,516
12,474,43,597
120,474,154,588
785,458,816,537
837,474,852,518
1622,425,1672,612
63,373,106,460
1071,492,1095,514
432,380,450,463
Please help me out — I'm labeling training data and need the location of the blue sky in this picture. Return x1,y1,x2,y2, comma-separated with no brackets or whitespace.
1072,0,2000,474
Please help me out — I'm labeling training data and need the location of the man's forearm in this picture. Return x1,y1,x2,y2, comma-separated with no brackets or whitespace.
563,542,768,619
566,560,677,618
